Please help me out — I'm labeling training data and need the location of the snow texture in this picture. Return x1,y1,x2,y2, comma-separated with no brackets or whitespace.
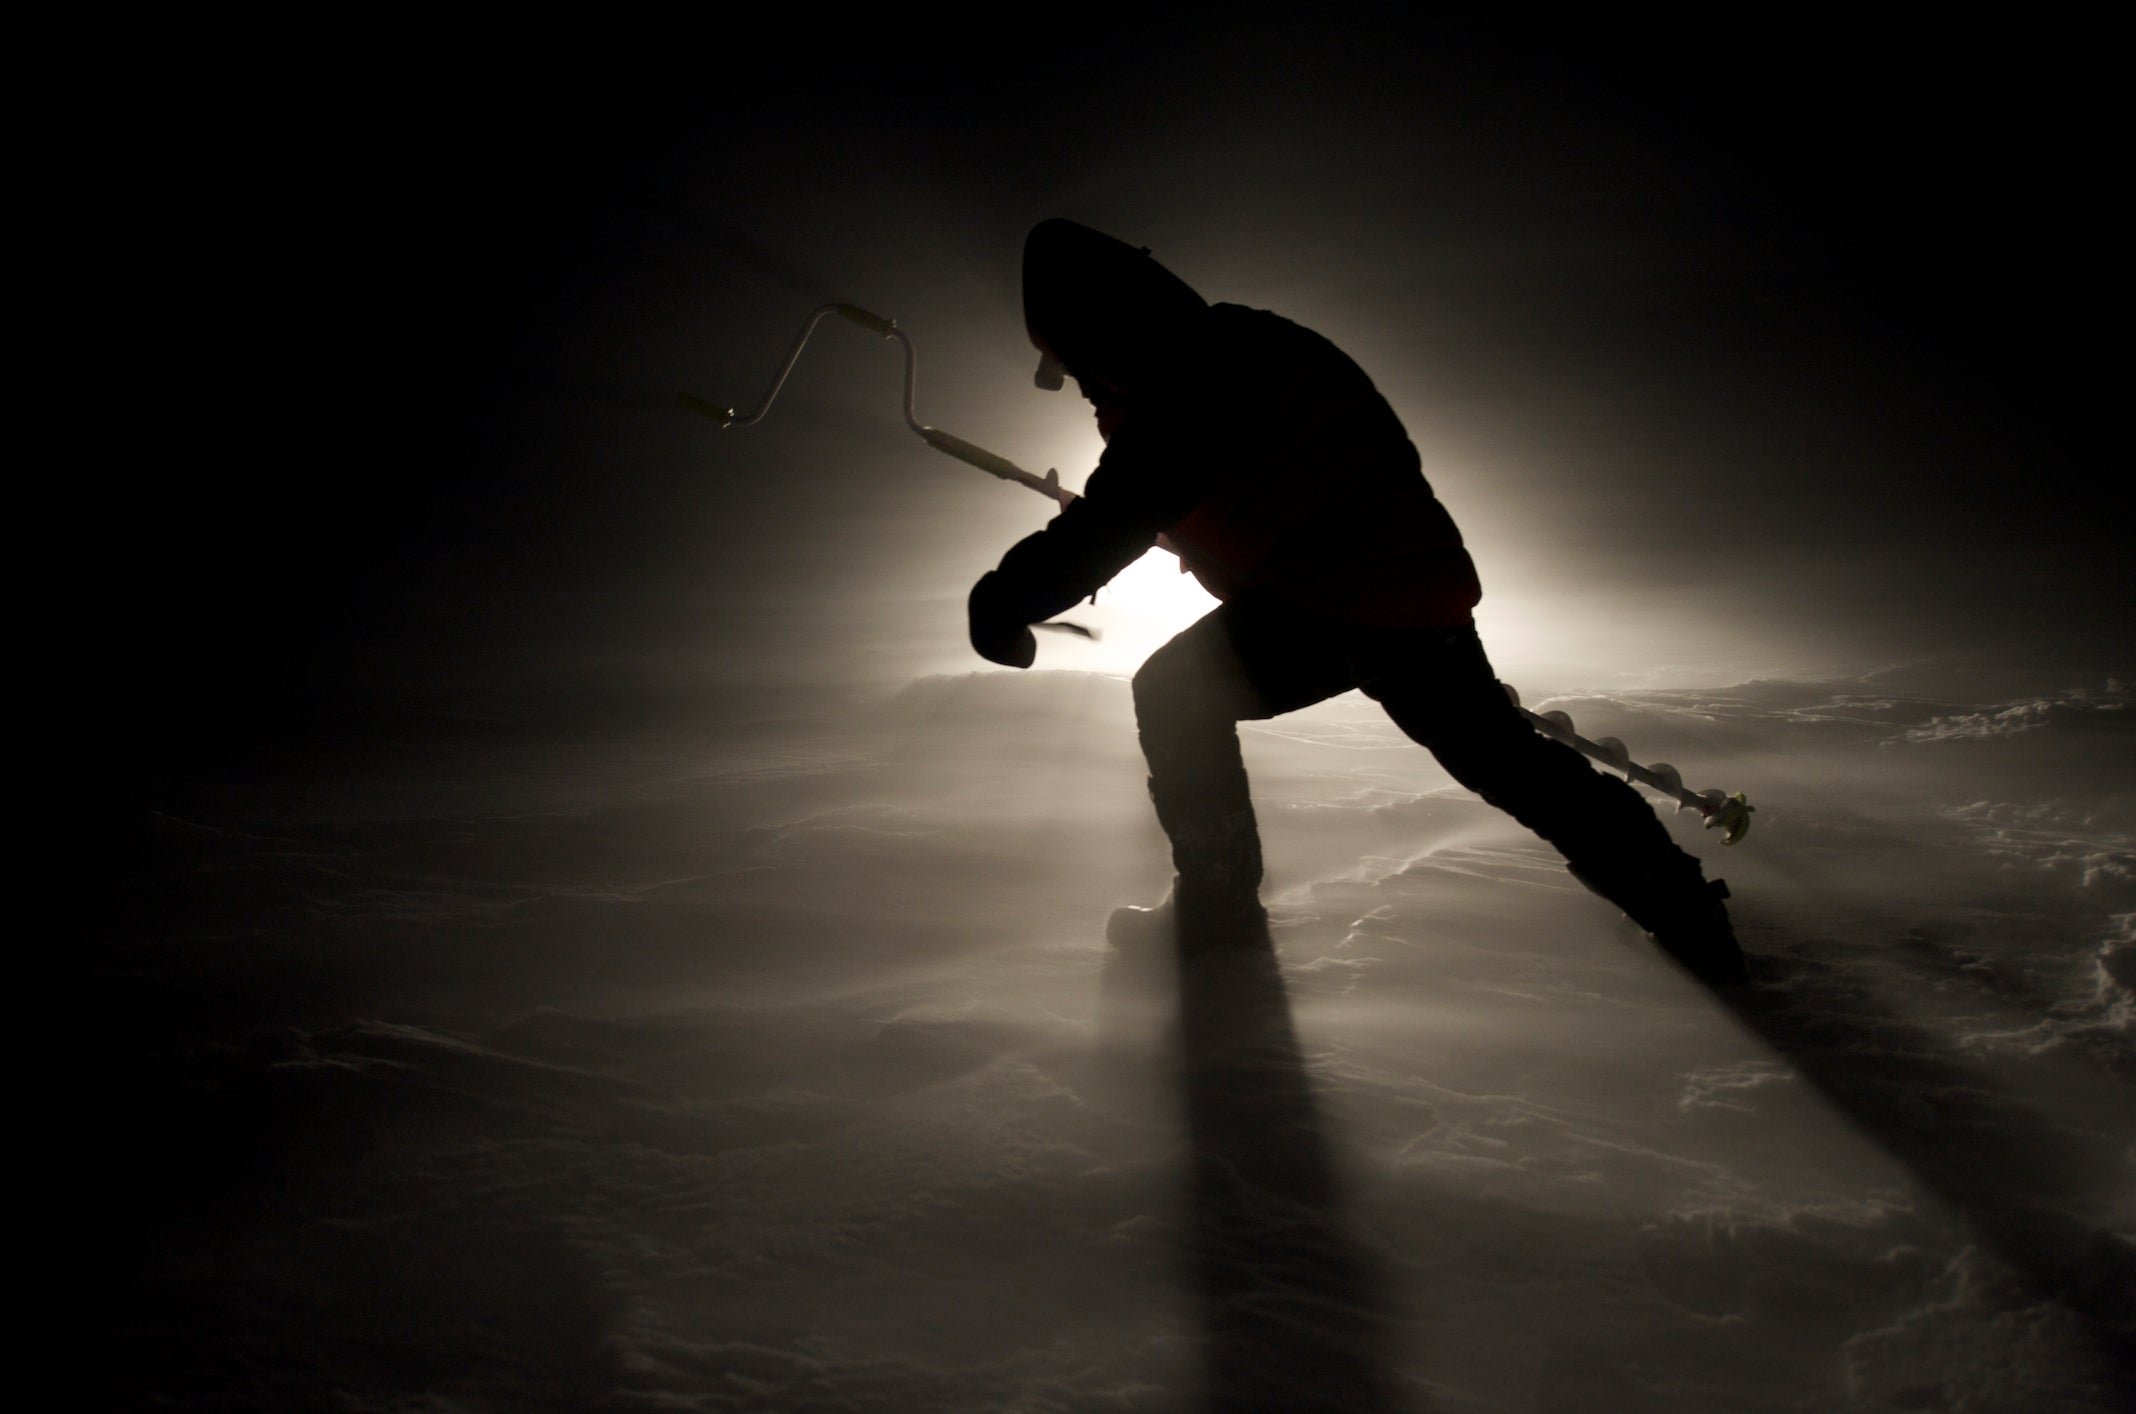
54,667,2135,1411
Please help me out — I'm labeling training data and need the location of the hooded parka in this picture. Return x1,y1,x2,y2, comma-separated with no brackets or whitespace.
982,219,1483,634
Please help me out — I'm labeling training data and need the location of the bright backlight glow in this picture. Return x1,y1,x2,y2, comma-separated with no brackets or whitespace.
1043,545,1220,677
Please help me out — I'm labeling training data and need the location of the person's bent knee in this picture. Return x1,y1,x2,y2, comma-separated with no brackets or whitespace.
1132,636,1205,724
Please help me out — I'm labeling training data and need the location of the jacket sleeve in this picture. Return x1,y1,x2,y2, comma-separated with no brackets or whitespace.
983,489,1160,628
999,380,1250,593
969,495,1148,668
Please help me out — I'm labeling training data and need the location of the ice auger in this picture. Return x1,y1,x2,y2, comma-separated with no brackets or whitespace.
682,302,1754,844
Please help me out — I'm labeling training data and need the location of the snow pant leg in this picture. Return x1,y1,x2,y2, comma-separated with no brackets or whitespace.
1359,623,1700,888
1132,610,1264,887
1131,604,1370,890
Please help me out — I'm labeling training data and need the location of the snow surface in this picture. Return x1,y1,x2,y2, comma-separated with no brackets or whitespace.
62,665,2134,1411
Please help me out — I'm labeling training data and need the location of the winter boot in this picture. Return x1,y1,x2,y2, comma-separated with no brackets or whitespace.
1105,872,1270,950
1107,807,1267,949
1569,863,1750,987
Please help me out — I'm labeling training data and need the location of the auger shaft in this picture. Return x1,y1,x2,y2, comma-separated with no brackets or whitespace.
1508,694,1754,843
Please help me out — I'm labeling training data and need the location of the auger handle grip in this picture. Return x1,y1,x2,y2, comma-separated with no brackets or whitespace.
677,392,734,423
834,304,897,337
922,428,1029,480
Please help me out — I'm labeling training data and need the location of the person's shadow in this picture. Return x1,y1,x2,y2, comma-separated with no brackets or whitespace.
1105,914,1417,1413
1713,943,2136,1396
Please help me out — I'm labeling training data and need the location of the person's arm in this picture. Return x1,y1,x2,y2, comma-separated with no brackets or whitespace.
967,334,1249,666
968,489,1161,667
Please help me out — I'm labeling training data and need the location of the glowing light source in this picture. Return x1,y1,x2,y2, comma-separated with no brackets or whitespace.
1048,546,1219,676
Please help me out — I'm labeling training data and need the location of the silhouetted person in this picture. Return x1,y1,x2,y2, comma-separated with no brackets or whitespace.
970,219,1746,984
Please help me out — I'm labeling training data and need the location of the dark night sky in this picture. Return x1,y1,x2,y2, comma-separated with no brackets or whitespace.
60,19,2122,782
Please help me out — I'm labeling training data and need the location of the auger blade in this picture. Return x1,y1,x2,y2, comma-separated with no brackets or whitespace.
1704,791,1755,845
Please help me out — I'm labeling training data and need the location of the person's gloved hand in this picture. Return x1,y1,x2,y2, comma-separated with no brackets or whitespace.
968,572,1037,669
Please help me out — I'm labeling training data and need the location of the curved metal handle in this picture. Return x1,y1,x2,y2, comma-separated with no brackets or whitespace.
683,302,1063,495
684,303,908,431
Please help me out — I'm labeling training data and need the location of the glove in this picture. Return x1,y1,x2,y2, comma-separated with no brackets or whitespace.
968,572,1038,669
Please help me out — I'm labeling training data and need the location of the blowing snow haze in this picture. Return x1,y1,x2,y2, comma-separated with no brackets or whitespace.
39,20,2130,1413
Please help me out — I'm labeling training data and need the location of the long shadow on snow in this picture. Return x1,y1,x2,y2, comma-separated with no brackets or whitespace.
1715,942,2135,1397
1107,915,1419,1414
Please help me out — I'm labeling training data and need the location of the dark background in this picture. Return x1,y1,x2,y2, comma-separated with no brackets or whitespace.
61,20,2117,782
